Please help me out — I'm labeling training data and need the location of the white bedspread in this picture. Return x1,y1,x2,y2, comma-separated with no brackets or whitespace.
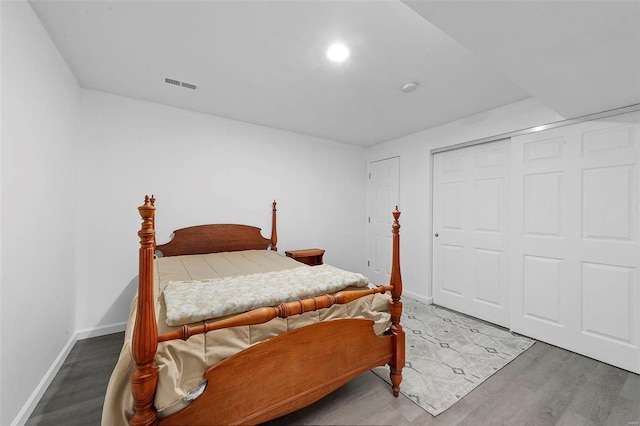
163,264,369,326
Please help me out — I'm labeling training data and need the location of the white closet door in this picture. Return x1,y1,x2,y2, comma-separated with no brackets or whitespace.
433,140,510,327
510,112,639,373
368,157,400,286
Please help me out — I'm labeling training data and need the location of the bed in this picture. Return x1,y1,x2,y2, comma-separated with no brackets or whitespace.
102,196,404,425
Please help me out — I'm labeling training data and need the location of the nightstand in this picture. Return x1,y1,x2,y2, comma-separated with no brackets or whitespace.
285,248,325,266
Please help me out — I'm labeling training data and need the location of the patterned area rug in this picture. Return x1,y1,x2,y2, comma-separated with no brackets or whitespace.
373,298,535,416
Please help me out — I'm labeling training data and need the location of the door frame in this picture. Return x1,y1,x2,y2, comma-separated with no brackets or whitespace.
430,139,511,327
366,155,401,285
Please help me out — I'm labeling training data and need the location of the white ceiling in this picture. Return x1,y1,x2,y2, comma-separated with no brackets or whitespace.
29,0,640,146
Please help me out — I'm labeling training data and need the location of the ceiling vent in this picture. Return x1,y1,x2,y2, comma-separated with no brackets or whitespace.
165,77,197,90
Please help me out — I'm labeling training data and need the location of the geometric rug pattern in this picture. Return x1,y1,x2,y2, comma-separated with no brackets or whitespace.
373,298,535,416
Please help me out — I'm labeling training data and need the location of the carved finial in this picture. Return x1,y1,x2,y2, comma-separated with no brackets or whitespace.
393,206,401,222
272,200,277,211
142,194,156,207
139,196,155,218
138,196,156,248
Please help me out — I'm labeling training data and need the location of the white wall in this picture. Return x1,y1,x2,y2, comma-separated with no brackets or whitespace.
0,3,3,422
74,89,367,331
366,98,564,302
0,3,572,423
0,1,79,424
1,3,366,419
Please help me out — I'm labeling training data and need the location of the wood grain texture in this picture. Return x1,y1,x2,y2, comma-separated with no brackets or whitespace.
160,320,394,425
131,196,159,426
130,198,405,425
389,207,404,397
266,341,640,426
285,248,325,266
156,224,273,256
156,201,278,256
29,334,640,425
26,333,124,426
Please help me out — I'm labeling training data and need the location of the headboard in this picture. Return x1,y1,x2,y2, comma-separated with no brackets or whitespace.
155,201,278,257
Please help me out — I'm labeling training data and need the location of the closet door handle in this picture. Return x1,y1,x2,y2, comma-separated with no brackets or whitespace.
434,233,439,238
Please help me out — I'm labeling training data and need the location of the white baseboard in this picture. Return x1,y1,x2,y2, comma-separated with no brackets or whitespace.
11,332,78,426
404,290,433,305
76,321,127,340
12,322,127,425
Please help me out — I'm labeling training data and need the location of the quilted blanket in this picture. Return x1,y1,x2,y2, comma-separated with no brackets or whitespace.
163,264,369,326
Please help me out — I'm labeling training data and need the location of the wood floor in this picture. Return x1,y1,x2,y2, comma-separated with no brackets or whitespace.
27,332,639,426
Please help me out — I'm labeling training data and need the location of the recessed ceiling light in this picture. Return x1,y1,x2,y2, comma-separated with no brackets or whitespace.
327,43,349,63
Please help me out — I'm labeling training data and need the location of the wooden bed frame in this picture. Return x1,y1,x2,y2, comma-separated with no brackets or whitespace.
131,196,404,426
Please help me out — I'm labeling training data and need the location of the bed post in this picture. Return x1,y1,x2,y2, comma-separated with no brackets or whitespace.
131,195,159,426
389,206,405,397
270,200,278,251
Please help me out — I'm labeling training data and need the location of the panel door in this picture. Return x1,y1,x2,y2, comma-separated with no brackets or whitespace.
368,157,400,286
510,112,639,373
433,140,510,327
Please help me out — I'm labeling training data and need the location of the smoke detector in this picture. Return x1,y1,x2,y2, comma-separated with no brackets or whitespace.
401,82,419,93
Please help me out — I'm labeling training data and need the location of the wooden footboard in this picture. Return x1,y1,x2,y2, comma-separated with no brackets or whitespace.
160,319,393,425
131,198,404,425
